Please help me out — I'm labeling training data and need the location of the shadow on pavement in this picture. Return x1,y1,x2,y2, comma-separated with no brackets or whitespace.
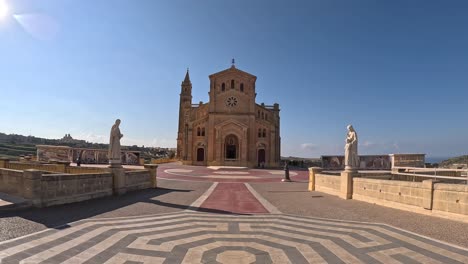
0,187,198,229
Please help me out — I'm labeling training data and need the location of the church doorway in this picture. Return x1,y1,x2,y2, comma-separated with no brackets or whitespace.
258,149,266,166
225,135,238,160
196,148,204,162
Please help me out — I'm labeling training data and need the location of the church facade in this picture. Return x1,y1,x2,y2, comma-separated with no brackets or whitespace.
177,64,281,167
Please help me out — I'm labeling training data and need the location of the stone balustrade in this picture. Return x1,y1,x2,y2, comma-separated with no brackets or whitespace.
308,167,468,218
0,159,158,207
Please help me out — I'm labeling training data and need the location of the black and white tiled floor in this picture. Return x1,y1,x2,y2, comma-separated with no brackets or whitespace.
0,211,467,264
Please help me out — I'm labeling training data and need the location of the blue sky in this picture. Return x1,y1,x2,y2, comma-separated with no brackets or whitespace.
0,0,467,158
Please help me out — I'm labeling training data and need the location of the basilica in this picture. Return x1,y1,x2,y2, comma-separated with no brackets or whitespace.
177,63,281,167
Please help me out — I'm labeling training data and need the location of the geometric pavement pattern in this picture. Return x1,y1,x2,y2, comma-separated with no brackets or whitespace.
0,211,467,264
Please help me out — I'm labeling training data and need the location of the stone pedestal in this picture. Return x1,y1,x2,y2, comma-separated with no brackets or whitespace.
109,166,126,195
340,170,357,199
22,169,42,207
308,167,322,191
144,164,158,188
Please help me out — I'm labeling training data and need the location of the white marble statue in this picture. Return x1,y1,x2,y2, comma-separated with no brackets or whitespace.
344,125,359,170
109,119,123,164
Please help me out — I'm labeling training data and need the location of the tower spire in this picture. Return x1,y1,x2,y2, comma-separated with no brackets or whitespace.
231,58,235,68
183,68,191,83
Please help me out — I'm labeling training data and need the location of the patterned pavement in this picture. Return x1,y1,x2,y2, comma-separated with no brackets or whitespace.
0,211,467,264
0,165,467,263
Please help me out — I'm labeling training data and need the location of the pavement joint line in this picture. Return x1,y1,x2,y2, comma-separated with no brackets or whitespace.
244,183,281,214
188,182,219,209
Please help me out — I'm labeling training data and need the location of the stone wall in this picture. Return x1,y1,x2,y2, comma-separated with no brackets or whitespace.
125,170,152,192
315,174,341,196
8,162,65,173
0,161,158,207
309,167,468,220
433,183,468,215
353,178,424,207
0,168,24,196
41,173,113,207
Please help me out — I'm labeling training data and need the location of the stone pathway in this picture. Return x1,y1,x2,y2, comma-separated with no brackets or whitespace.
0,164,467,263
0,211,467,263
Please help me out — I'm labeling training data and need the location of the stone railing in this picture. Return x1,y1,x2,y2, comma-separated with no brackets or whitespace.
151,158,177,164
0,159,159,207
308,167,468,219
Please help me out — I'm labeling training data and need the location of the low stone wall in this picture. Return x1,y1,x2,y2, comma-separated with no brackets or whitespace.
0,163,158,207
315,174,341,196
41,173,113,207
8,162,64,173
0,168,24,196
125,170,152,192
66,166,109,174
433,183,468,215
353,178,424,208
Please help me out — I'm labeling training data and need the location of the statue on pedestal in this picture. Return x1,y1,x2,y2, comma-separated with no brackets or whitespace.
344,125,359,171
109,119,123,167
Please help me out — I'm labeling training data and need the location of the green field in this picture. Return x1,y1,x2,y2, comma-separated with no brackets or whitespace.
0,143,36,158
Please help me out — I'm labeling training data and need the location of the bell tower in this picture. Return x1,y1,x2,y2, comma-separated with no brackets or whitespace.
177,69,192,159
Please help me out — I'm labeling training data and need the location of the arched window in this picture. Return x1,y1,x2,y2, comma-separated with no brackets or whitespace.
265,114,268,121
201,127,205,136
258,129,262,138
197,127,201,136
221,83,225,91
262,129,266,138
240,83,244,92
257,110,260,118
231,79,235,89
261,112,264,119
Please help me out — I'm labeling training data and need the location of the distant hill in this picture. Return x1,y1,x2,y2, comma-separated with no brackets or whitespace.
0,132,174,160
439,155,468,169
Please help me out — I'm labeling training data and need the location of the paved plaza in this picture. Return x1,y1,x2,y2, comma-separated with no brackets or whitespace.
0,163,467,263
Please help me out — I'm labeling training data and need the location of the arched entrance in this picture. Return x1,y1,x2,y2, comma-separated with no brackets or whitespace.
258,149,266,166
225,135,238,160
196,148,205,162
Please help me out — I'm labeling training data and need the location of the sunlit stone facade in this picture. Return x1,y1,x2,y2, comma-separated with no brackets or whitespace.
177,64,280,167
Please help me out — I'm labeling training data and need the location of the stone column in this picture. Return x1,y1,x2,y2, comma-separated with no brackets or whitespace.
0,158,10,168
22,169,42,207
144,164,158,188
340,170,357,200
109,165,126,195
422,179,439,210
308,167,322,191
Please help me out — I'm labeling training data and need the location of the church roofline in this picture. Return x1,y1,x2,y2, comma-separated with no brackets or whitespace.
208,66,257,80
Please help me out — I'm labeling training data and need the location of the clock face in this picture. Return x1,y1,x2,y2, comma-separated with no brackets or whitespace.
226,96,238,107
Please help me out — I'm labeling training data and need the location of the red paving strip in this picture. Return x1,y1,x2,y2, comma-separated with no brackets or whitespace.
200,183,269,214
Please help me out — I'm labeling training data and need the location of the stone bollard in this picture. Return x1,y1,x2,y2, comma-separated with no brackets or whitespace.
0,158,10,168
144,164,158,188
282,162,291,182
340,170,357,200
22,169,42,207
308,167,322,191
